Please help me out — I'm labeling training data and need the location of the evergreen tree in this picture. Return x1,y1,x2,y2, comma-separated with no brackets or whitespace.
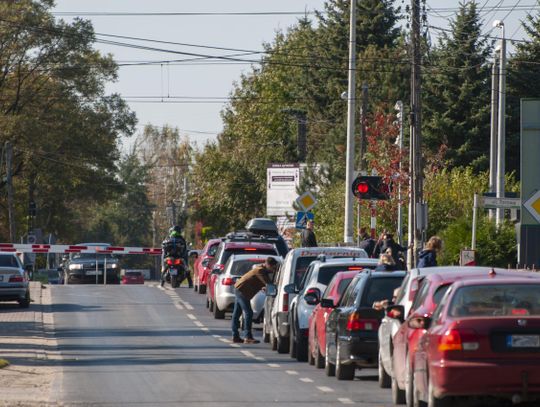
423,1,492,170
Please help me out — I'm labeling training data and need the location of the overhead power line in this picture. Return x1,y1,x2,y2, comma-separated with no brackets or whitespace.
52,11,317,17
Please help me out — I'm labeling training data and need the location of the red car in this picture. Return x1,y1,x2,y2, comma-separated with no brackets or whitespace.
206,241,278,312
193,238,221,295
121,271,144,285
307,270,359,369
411,272,540,406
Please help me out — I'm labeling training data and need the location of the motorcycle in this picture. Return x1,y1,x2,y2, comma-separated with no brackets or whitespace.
163,257,188,288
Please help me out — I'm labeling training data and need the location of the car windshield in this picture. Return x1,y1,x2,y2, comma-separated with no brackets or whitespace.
72,253,117,261
229,259,265,276
361,277,404,307
125,271,142,277
449,284,540,317
0,255,20,268
317,266,360,286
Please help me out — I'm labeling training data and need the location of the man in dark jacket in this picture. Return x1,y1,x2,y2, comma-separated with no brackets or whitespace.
378,233,407,270
232,257,278,343
358,227,375,257
300,220,318,247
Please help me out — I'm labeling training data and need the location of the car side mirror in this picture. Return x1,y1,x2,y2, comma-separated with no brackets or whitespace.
304,288,321,305
283,283,297,294
386,305,405,322
320,298,335,308
407,314,431,330
211,268,222,275
265,283,277,297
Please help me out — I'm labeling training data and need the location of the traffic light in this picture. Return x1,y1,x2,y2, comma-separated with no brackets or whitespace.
351,175,390,200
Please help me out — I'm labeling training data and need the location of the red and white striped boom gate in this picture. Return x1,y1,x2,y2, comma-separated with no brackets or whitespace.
0,244,162,255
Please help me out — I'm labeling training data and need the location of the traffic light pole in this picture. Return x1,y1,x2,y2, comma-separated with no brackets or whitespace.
343,0,357,244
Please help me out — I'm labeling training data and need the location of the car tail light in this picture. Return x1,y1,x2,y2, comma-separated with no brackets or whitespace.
438,328,479,352
283,293,289,312
348,266,363,270
221,277,235,286
166,259,173,265
9,275,23,283
174,259,182,265
346,311,379,331
244,248,257,251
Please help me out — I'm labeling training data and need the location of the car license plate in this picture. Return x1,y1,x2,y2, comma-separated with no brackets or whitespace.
86,270,103,276
507,335,540,348
169,268,178,276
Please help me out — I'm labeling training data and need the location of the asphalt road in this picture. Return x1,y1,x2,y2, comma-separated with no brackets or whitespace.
49,283,393,406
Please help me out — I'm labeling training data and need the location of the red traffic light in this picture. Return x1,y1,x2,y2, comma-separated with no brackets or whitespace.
356,182,369,194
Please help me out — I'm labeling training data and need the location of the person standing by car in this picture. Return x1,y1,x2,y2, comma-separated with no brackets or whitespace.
232,257,278,344
374,253,398,272
358,227,375,256
417,236,443,268
300,220,317,247
161,225,192,287
378,233,407,269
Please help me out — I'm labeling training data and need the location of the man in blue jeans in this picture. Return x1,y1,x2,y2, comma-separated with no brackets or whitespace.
231,257,278,344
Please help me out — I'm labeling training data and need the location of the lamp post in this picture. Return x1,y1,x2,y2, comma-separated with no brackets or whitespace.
493,20,506,227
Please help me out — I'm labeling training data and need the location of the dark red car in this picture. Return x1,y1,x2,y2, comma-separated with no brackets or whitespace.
121,271,144,285
206,241,278,313
308,270,358,368
411,272,540,406
193,238,221,295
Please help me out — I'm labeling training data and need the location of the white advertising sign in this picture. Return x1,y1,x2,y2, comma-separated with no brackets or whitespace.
267,164,300,216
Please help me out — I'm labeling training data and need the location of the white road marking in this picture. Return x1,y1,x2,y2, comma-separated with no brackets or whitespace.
212,334,222,338
267,363,280,368
230,343,241,348
183,302,194,310
241,350,255,358
338,398,355,405
299,377,314,383
187,314,197,320
254,356,266,361
194,321,204,327
317,386,334,393
174,303,184,310
286,370,299,375
219,338,231,343
201,327,209,332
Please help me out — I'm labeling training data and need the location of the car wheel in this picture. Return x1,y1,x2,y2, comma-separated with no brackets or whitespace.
315,337,325,369
324,342,335,377
405,355,414,407
335,342,355,380
289,316,297,358
213,302,225,319
18,290,30,308
270,328,278,351
199,284,206,295
205,296,210,309
392,374,406,405
428,378,450,407
262,317,270,343
209,299,214,312
307,340,315,365
277,334,289,354
296,334,308,362
378,352,391,389
193,283,198,292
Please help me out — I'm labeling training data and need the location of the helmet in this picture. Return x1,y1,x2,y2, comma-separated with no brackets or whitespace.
169,225,182,238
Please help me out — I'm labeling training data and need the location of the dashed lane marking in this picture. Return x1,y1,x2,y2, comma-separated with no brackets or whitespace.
286,370,299,375
317,386,334,393
299,377,314,383
187,314,196,320
219,338,231,344
230,343,241,348
201,327,209,332
267,363,280,368
338,398,355,405
241,350,255,358
212,334,222,338
194,321,204,327
174,303,184,310
254,356,266,361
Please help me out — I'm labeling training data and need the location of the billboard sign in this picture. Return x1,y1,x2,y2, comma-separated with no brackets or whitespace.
267,164,300,216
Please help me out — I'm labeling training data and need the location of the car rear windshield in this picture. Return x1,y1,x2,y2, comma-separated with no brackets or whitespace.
222,248,276,265
230,259,264,276
361,277,404,307
294,256,318,284
125,271,142,277
317,266,361,286
0,255,20,268
449,284,540,317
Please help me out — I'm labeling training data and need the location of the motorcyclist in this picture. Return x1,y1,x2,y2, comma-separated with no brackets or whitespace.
161,225,192,287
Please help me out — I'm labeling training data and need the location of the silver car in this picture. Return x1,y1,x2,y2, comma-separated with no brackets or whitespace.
0,253,30,308
212,254,281,320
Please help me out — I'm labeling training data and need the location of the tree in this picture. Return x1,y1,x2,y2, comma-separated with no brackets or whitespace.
423,1,492,170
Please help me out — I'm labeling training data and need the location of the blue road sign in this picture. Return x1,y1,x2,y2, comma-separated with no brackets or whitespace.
295,211,314,229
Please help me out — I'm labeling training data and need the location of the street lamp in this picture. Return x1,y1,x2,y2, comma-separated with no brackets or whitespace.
493,20,506,227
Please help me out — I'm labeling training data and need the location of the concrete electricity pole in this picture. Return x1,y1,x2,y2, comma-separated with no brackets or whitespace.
5,142,16,242
408,0,423,269
493,20,506,227
343,0,357,244
489,54,499,220
395,100,404,245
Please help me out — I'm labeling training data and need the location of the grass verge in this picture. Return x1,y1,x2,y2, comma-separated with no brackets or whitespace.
0,359,9,369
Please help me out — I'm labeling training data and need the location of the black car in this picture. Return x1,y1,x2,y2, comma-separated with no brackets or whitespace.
323,270,406,380
62,243,121,284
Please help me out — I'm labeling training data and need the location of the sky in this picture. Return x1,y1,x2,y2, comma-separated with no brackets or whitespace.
51,1,534,151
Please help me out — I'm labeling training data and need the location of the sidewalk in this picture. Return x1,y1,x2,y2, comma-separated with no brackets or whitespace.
0,282,58,406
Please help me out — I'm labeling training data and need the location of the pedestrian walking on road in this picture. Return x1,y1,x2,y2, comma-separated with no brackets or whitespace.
300,220,318,247
358,227,375,257
417,236,443,268
232,257,278,344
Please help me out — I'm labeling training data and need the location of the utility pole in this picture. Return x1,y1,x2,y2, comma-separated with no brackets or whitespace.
494,20,506,227
356,83,368,246
408,0,423,269
343,0,357,244
489,55,499,220
5,142,16,242
395,101,404,245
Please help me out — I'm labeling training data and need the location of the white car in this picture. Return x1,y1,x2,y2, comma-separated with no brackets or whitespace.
0,253,30,308
212,254,282,320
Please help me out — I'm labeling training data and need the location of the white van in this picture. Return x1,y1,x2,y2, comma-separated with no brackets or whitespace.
264,247,367,353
